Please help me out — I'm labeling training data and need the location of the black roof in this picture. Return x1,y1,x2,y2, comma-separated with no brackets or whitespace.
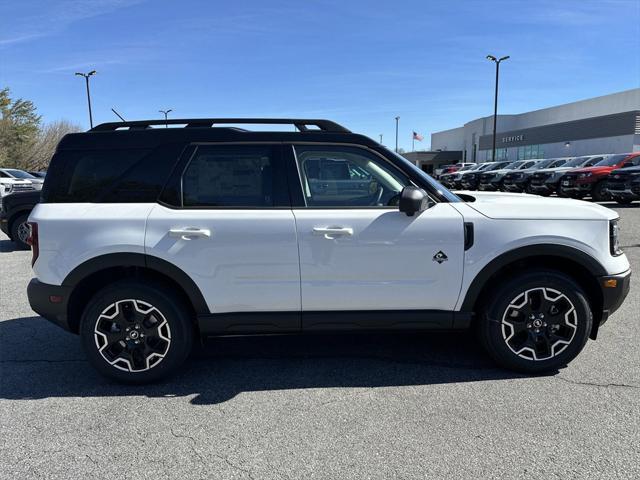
58,118,379,150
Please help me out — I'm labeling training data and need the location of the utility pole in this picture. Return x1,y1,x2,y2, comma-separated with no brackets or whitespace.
379,134,383,144
159,109,173,127
75,70,96,128
395,116,400,153
486,55,509,161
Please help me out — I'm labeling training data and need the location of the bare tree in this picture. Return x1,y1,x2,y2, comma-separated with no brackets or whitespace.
23,119,82,170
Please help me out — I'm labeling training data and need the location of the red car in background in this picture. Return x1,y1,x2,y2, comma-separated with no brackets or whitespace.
558,152,640,200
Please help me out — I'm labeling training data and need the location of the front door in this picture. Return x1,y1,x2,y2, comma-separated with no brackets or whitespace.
289,144,465,327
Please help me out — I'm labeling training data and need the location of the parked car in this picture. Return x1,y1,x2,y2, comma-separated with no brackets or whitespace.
451,162,497,189
0,168,43,192
605,165,640,205
0,190,40,249
478,160,536,191
439,163,480,188
502,159,565,193
0,168,38,197
26,117,630,383
529,155,605,196
459,161,512,190
435,162,474,179
559,153,640,200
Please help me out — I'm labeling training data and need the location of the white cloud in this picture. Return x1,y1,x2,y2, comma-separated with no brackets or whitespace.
0,0,147,46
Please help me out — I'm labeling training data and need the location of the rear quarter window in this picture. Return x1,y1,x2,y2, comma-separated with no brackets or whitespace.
43,145,183,203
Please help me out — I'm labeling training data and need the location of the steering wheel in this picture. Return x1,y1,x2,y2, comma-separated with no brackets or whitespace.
372,185,384,206
387,192,400,207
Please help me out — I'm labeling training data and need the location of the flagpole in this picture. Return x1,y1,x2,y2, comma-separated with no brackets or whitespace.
412,136,415,152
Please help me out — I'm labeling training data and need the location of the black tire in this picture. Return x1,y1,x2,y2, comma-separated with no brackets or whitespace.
591,180,610,202
80,280,194,384
477,270,592,373
10,213,31,250
615,198,633,205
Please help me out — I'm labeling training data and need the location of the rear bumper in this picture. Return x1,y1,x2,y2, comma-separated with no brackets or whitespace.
598,269,631,326
27,278,74,333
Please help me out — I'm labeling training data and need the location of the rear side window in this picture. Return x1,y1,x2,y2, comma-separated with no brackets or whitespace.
182,145,275,207
43,146,179,203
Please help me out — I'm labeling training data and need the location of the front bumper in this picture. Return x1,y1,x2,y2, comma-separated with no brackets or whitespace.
503,180,527,192
608,189,640,201
0,216,8,236
27,278,75,333
598,269,632,326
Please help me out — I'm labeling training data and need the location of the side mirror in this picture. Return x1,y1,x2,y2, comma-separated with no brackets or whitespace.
399,186,430,216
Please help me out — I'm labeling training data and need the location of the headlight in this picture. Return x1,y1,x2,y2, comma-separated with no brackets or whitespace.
610,219,622,256
579,172,593,178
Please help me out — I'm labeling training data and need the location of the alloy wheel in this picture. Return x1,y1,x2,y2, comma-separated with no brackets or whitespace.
94,299,172,372
17,221,30,245
501,287,577,361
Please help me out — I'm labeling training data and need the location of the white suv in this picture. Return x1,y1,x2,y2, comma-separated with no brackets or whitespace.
0,168,40,197
26,118,631,383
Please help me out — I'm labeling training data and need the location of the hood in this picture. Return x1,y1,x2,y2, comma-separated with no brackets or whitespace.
453,190,617,221
0,178,32,184
611,166,640,175
569,165,615,175
535,165,576,174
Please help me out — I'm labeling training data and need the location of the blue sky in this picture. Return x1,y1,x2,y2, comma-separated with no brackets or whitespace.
1,0,638,150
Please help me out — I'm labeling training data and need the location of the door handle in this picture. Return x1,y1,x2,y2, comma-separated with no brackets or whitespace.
312,226,354,239
168,227,212,240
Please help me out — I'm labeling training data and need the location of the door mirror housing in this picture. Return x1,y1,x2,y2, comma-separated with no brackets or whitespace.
399,186,430,216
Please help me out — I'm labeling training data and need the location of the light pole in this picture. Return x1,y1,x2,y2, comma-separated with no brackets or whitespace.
75,70,96,128
379,134,383,144
394,116,400,153
159,109,173,127
486,55,509,162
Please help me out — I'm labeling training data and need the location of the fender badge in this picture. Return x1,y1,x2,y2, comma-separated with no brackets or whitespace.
433,251,448,264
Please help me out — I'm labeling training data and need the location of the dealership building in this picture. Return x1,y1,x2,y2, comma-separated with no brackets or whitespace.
429,88,640,165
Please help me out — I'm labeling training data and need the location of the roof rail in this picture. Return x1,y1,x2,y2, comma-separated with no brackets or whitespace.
90,118,351,133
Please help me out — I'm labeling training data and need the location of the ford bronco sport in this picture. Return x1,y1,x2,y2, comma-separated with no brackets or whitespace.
26,118,631,383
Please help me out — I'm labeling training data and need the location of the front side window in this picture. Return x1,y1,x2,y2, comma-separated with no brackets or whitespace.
182,145,274,207
294,145,411,207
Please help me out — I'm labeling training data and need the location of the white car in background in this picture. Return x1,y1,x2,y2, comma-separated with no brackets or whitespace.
0,168,40,198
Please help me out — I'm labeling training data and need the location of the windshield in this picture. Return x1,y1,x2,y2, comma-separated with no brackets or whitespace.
528,159,556,170
489,161,511,170
503,161,524,169
388,151,460,202
478,162,497,171
562,157,589,167
594,154,628,167
458,165,475,172
3,169,36,179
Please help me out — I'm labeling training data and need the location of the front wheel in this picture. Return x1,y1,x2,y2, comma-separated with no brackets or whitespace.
80,281,194,383
592,181,610,202
477,270,592,373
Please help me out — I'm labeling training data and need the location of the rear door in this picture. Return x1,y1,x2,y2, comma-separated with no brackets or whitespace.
145,143,301,330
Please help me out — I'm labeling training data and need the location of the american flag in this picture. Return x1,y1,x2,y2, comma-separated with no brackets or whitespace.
413,131,424,141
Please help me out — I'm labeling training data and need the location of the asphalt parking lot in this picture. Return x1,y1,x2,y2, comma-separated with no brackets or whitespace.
1,203,639,479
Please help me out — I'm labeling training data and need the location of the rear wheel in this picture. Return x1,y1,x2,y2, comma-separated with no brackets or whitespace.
615,198,633,205
477,270,592,373
10,213,31,250
80,281,194,383
592,180,610,202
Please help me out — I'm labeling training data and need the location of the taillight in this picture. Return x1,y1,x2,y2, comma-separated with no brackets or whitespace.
27,221,39,266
